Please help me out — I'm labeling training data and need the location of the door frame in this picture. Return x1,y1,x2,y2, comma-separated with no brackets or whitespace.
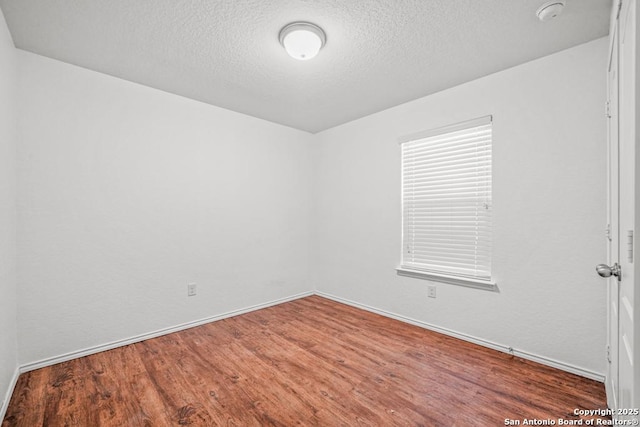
605,3,620,409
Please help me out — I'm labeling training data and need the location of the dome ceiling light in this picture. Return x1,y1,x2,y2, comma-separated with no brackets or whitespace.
279,22,326,60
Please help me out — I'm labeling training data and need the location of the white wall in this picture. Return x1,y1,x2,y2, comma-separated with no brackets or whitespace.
16,51,314,366
0,6,18,416
312,38,608,376
12,36,609,379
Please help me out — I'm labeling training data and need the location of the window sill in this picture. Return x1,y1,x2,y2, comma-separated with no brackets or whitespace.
396,267,498,292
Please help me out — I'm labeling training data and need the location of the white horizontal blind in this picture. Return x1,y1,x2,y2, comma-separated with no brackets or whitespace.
401,117,492,280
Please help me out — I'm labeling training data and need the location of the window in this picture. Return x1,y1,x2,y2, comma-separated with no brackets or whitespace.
397,116,495,290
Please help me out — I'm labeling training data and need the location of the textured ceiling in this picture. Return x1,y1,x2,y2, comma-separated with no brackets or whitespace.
0,0,610,133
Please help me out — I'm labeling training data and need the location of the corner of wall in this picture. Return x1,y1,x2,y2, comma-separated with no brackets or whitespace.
0,4,19,423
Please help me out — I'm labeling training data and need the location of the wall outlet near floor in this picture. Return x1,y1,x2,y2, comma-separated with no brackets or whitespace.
427,285,437,298
187,283,197,297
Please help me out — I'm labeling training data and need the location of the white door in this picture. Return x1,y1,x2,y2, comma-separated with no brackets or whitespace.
601,0,637,417
616,0,636,412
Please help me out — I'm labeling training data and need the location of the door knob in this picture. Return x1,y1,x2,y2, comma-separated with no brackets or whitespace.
596,263,621,280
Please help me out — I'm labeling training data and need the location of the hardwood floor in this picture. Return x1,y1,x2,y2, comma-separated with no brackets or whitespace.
3,296,608,426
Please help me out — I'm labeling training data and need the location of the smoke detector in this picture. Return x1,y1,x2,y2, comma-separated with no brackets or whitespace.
536,1,565,22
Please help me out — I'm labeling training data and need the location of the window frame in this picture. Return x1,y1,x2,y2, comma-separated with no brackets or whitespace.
396,116,497,291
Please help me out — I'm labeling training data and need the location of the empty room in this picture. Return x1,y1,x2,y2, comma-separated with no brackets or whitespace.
1,0,638,425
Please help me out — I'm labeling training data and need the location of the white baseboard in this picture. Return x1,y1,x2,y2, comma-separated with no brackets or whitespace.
1,365,20,422
20,291,314,373
16,288,604,384
315,291,606,383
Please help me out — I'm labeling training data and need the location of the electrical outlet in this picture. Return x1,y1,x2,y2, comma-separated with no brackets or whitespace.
187,283,197,297
427,285,437,298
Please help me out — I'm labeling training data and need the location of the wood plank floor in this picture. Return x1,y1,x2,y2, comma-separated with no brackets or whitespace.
3,296,608,426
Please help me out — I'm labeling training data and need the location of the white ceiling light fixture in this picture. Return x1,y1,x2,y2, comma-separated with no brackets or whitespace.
279,22,326,61
536,1,565,21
